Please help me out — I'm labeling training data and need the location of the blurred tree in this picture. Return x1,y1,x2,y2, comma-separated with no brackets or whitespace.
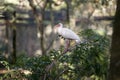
45,0,55,52
64,0,71,24
3,5,17,64
3,11,10,58
28,0,48,55
28,0,62,54
11,11,17,64
108,0,120,80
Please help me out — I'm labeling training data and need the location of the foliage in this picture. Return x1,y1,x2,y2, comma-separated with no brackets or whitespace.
0,70,26,80
68,29,109,79
25,55,51,80
0,29,110,80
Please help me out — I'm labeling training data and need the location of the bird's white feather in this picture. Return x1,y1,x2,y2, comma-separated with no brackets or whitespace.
54,23,81,43
58,27,80,43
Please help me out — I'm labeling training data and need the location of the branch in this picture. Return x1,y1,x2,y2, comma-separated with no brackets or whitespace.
94,16,114,21
34,0,48,10
45,44,77,72
45,33,57,52
55,68,69,80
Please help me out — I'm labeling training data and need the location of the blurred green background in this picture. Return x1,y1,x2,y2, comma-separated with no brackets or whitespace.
0,0,115,80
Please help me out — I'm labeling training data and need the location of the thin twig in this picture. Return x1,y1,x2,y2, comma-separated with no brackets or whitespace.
45,44,77,72
55,68,69,80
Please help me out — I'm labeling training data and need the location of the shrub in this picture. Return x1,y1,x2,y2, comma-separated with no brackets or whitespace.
0,29,110,80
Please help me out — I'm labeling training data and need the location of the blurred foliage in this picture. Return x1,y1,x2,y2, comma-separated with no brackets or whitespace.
24,55,51,80
0,0,112,79
0,70,26,80
0,43,6,54
0,29,110,80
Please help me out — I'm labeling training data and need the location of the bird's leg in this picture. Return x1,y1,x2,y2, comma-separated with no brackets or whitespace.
64,39,70,53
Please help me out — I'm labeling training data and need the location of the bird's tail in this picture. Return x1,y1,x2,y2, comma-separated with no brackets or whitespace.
76,39,81,44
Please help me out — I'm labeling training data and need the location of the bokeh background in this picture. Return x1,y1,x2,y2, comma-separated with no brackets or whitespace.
0,0,116,80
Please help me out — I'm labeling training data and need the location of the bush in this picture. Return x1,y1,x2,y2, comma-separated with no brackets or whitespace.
0,29,110,80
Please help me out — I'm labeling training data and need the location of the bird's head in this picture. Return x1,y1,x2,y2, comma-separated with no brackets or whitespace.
54,23,63,33
54,23,63,28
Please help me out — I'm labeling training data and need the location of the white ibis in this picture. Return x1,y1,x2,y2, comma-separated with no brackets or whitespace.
54,23,81,52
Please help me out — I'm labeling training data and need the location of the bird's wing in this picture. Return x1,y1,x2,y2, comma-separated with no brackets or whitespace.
61,28,80,40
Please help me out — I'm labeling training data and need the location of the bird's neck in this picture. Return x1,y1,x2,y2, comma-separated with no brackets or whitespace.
58,27,62,34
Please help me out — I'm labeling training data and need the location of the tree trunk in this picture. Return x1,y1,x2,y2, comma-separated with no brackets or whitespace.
11,27,16,64
28,0,47,55
65,0,70,24
5,20,9,58
108,0,120,80
3,11,17,64
3,11,11,58
11,11,17,64
45,0,55,52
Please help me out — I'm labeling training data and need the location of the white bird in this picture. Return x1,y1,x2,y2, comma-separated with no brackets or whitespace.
54,23,81,52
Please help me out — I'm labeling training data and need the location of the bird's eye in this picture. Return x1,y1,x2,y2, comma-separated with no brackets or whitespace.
56,24,60,27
